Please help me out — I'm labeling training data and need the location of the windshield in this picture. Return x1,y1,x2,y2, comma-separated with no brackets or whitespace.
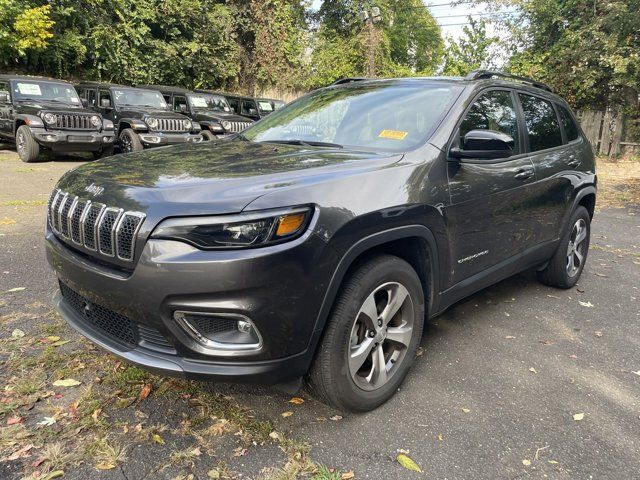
187,93,231,113
11,81,81,105
113,88,168,109
242,82,463,152
256,100,274,114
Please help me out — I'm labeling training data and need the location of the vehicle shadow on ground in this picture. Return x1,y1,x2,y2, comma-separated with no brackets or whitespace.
0,143,90,162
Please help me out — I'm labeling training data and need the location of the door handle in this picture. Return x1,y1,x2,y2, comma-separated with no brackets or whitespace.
514,167,535,180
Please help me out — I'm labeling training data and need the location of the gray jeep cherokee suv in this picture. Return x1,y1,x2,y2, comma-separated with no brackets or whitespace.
45,71,596,411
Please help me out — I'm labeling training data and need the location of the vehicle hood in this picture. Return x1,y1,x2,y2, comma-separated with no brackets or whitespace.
117,108,189,120
55,140,403,220
192,111,252,124
17,102,96,116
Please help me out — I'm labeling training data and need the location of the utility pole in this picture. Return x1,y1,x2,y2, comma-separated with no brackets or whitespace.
359,6,382,77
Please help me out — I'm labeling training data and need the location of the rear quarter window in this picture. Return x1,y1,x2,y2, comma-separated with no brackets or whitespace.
557,105,580,142
519,94,563,152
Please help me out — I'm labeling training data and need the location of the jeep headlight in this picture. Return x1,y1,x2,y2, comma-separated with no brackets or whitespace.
221,120,231,131
145,117,159,130
150,206,313,249
90,115,102,128
182,119,192,130
42,113,57,125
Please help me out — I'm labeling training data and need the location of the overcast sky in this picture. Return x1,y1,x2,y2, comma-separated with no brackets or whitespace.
310,1,505,43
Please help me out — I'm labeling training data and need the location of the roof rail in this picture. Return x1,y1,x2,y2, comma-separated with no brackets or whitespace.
330,77,369,86
465,70,553,93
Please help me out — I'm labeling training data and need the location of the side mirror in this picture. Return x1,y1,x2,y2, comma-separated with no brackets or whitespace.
449,129,514,160
100,98,112,109
81,98,89,107
0,93,9,103
249,108,258,116
178,104,187,113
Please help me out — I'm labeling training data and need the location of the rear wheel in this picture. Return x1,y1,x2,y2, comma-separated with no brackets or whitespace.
308,255,425,412
119,128,143,153
201,130,216,141
537,206,591,288
16,125,40,162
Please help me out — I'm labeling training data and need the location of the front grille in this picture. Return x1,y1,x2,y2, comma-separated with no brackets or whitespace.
59,281,136,346
48,188,145,264
59,282,174,353
53,114,97,131
157,118,188,132
225,121,252,133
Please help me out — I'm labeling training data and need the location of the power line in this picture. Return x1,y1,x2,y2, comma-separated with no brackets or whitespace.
432,11,516,19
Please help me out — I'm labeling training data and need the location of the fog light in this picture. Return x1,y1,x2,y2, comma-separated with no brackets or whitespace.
173,310,262,355
237,319,252,333
140,135,161,144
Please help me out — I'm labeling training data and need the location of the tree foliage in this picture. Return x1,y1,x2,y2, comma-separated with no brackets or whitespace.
442,17,498,77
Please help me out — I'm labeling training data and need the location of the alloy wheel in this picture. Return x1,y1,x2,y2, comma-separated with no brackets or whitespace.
120,134,132,153
566,218,587,277
348,282,415,391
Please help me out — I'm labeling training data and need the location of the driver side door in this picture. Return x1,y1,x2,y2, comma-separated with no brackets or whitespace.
443,89,538,286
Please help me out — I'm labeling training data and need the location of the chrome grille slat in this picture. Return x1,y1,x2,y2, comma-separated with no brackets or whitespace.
227,121,252,133
157,118,188,133
52,113,97,131
49,188,145,264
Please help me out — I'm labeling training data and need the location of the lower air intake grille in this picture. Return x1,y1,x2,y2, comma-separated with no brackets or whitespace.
187,314,238,336
59,281,136,346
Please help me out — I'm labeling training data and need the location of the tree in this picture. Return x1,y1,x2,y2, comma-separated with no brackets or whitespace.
442,17,498,77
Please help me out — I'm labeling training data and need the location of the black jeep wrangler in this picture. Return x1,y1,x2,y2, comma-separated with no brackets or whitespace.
221,94,263,121
75,82,202,153
0,75,115,162
144,85,253,140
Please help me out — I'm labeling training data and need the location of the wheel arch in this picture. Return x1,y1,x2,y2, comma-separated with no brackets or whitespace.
307,225,441,362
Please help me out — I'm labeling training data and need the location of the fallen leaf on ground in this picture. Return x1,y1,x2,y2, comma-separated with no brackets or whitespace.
269,431,281,441
632,371,640,376
46,336,61,342
281,411,293,418
288,397,305,405
578,301,594,307
1,444,34,461
4,287,25,293
152,433,165,444
437,433,444,441
594,331,604,337
37,416,56,427
416,346,424,356
522,459,531,466
52,378,81,387
572,412,584,421
569,354,578,359
529,367,537,374
341,471,355,480
330,415,343,421
137,383,152,401
548,460,559,465
91,409,102,422
461,408,471,413
42,471,64,479
6,416,23,426
207,470,221,479
396,453,422,472
96,461,116,470
505,335,516,339
11,329,25,338
51,340,70,347
594,273,608,277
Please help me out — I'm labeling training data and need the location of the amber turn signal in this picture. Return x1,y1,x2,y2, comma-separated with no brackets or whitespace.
276,212,306,237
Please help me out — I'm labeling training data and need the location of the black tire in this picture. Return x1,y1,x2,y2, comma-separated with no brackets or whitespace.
92,146,114,160
119,128,144,153
308,254,425,412
537,206,591,289
16,125,40,162
201,130,216,141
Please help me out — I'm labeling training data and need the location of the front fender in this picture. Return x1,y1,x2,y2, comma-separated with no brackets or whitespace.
14,114,43,132
118,118,148,132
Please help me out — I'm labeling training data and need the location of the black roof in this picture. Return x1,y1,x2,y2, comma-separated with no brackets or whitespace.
75,81,159,91
138,85,191,94
194,89,237,98
0,74,72,84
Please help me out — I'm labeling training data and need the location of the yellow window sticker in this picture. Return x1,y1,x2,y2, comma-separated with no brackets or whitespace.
378,129,408,140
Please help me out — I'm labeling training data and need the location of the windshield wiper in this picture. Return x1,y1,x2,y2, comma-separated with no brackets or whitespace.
265,139,343,149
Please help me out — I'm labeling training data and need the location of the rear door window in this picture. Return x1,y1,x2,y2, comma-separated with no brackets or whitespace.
519,94,563,152
459,90,520,155
557,105,579,142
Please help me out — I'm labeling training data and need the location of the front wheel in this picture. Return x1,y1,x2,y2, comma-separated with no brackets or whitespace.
119,128,143,153
16,125,40,162
308,255,425,412
200,130,216,141
537,206,591,288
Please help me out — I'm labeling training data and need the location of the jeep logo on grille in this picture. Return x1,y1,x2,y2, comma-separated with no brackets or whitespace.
84,183,104,197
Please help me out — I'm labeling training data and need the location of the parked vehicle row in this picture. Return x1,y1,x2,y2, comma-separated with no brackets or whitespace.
0,74,283,161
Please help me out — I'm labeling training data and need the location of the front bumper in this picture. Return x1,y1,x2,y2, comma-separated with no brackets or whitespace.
45,224,338,383
32,127,115,152
138,132,203,147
